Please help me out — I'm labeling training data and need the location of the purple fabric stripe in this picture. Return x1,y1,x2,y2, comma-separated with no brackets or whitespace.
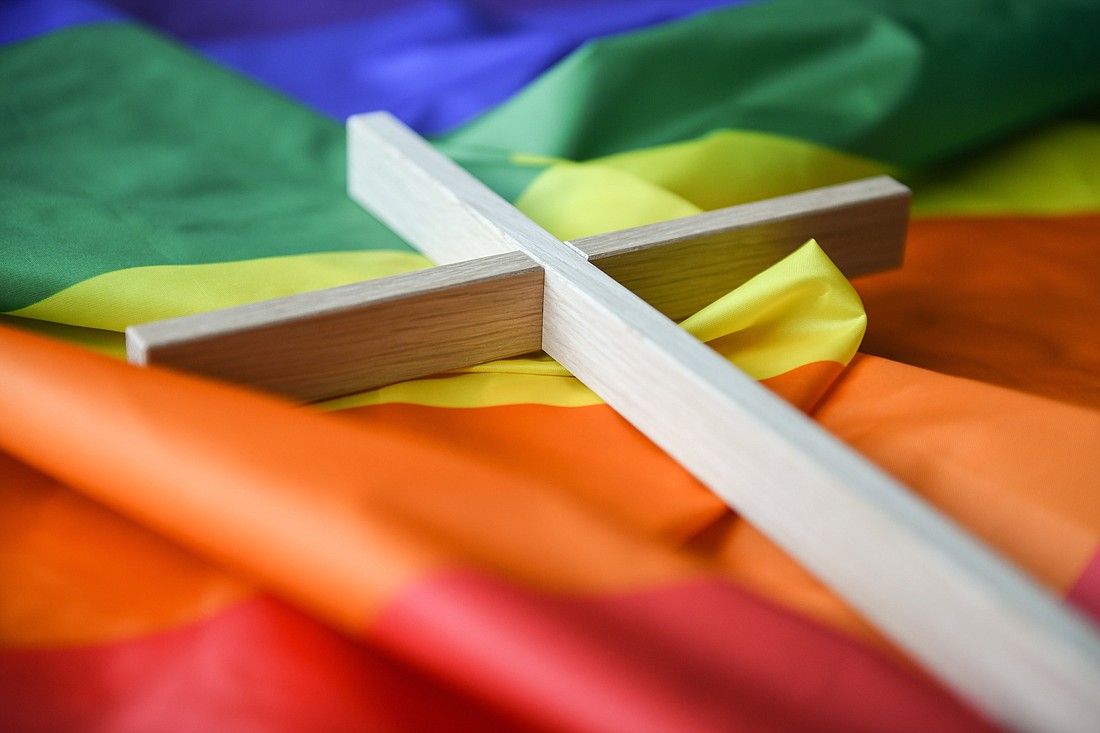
3,0,753,131
0,0,121,45
190,0,749,130
98,0,740,40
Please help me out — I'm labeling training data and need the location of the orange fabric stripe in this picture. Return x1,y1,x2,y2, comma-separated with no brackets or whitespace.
815,354,1100,594
760,360,846,413
0,326,432,633
696,355,1100,652
0,451,251,647
3,324,1095,653
855,214,1100,410
338,401,725,548
0,327,708,637
0,341,845,647
338,351,1100,642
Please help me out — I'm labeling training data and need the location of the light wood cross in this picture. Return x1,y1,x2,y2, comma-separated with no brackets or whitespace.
127,112,1100,732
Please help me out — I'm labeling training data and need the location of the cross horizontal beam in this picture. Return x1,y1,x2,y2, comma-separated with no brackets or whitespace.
128,250,546,400
126,178,907,401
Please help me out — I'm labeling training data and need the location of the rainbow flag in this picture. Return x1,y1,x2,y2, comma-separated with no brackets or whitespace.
2,1,1099,730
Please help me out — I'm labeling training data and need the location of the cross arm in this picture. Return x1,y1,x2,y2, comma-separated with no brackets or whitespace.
127,163,907,400
576,176,909,321
126,250,544,401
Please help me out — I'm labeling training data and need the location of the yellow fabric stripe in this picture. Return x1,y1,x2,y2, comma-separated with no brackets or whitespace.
911,121,1100,217
517,122,1100,228
584,129,893,214
7,251,431,332
320,240,864,410
678,241,865,379
0,314,125,359
514,161,701,242
515,128,892,239
319,372,601,411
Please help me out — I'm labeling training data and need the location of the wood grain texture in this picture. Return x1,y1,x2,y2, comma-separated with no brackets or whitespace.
349,111,1100,733
127,251,543,401
574,177,909,320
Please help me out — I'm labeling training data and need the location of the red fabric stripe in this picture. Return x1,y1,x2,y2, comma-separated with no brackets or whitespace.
0,596,534,733
1067,548,1100,626
373,570,997,733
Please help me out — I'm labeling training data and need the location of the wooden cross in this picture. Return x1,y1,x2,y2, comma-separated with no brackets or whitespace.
126,112,1100,732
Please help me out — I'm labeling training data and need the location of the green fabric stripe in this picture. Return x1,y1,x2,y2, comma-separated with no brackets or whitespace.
6,3,1099,312
446,0,1100,168
0,24,542,312
0,24,398,310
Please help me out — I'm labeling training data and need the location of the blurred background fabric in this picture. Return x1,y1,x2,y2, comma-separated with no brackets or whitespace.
2,1,1099,731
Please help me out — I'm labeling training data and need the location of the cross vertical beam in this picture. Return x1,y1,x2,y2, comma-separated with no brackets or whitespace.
349,112,1100,733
